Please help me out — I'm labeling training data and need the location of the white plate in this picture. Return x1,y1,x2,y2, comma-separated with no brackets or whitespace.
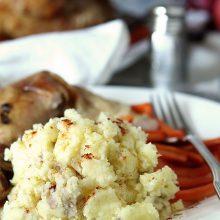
88,86,220,220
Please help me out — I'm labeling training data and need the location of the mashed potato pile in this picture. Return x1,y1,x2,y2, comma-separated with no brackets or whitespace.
2,109,181,220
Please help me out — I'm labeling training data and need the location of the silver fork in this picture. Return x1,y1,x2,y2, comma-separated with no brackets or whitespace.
151,91,220,199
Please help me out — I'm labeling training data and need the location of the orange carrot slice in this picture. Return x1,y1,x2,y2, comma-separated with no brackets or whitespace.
178,173,213,189
159,121,185,139
204,138,220,148
157,144,204,165
170,165,211,178
147,130,167,142
187,151,204,165
158,149,188,163
175,183,215,202
131,103,154,117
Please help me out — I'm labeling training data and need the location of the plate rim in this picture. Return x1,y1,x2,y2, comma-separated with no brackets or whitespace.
87,85,220,107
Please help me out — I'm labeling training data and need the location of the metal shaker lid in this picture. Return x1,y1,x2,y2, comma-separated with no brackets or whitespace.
150,5,186,34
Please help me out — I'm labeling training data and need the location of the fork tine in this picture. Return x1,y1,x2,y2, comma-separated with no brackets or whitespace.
151,92,170,124
150,93,164,121
151,92,177,129
171,94,191,132
163,93,184,130
155,93,169,123
164,92,191,131
162,93,179,129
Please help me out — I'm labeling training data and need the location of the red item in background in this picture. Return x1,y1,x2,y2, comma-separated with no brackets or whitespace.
188,0,220,30
130,24,149,44
188,0,214,10
213,0,220,29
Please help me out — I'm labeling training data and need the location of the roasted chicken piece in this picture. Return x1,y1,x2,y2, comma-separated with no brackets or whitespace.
1,0,66,19
0,0,113,39
0,71,75,147
0,169,10,203
0,144,11,204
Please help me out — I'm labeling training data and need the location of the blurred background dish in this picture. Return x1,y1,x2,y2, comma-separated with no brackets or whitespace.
0,0,113,39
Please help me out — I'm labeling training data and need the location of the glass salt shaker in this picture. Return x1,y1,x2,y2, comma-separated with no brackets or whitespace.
149,4,188,89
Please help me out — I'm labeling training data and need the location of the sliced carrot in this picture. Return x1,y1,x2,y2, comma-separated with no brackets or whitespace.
156,158,169,170
147,130,166,142
131,103,154,117
157,144,183,154
119,115,134,123
204,138,220,147
178,173,213,189
159,121,185,139
187,151,204,165
157,157,210,177
157,144,204,165
175,183,215,202
158,149,188,163
180,144,195,151
213,149,220,162
157,144,186,154
169,164,211,178
183,138,220,152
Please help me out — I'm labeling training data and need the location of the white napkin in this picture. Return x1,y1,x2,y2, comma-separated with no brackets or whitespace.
0,20,129,87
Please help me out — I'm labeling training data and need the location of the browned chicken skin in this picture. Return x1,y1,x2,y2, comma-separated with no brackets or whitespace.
0,71,76,147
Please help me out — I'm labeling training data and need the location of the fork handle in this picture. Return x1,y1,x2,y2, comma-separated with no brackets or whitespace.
186,134,220,198
186,134,220,179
